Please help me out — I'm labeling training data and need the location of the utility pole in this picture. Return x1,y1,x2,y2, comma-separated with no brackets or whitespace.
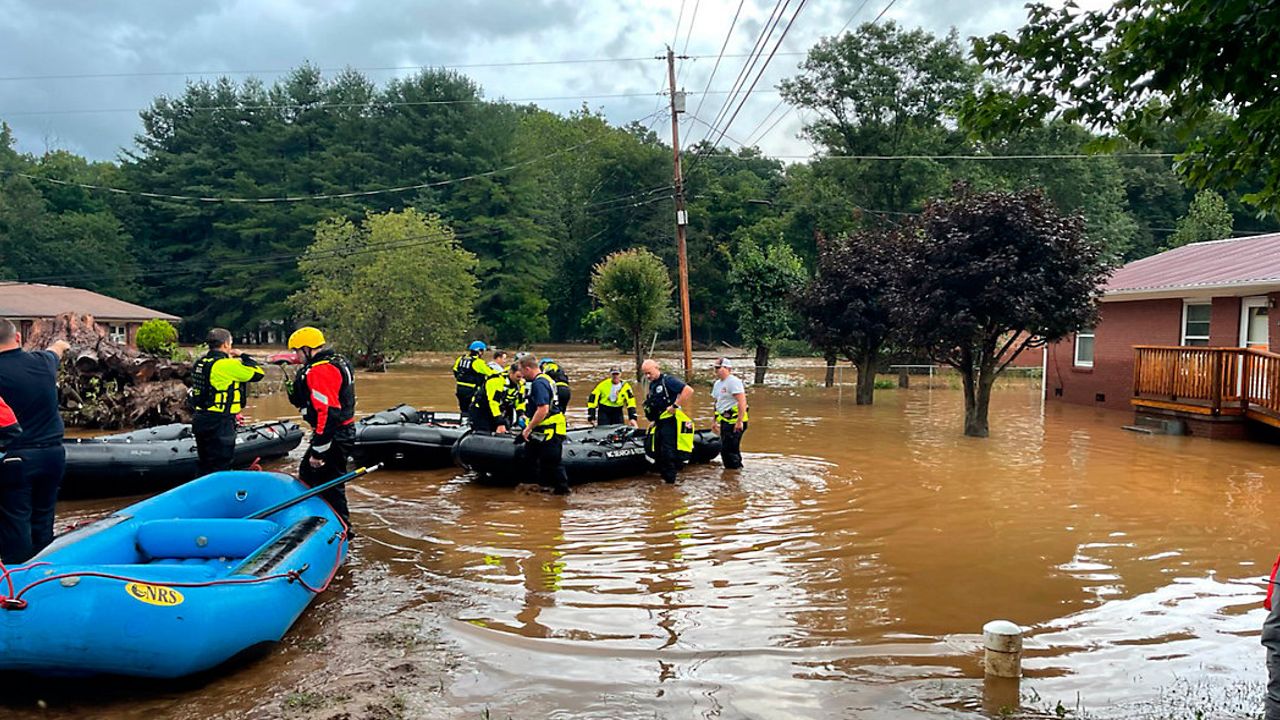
666,46,694,380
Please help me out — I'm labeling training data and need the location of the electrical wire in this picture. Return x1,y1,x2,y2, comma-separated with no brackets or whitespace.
0,110,664,203
698,0,792,148
690,0,746,121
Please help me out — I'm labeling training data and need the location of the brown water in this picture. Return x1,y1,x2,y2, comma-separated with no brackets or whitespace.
5,348,1274,719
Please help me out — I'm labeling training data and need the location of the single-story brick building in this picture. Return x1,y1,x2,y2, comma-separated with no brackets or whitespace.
0,283,180,348
1046,233,1280,438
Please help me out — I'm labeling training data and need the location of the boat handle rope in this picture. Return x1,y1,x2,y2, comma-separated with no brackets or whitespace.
0,476,361,611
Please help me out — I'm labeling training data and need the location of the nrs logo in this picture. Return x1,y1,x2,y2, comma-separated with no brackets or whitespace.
124,582,185,606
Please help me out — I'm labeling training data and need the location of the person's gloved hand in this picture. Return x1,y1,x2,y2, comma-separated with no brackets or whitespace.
240,353,260,368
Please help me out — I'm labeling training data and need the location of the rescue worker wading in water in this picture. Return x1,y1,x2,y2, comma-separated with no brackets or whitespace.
453,341,498,414
586,367,637,427
519,355,569,495
641,359,694,484
286,327,357,526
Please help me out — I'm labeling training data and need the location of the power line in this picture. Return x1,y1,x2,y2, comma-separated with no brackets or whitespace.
744,0,890,147
691,0,746,121
694,151,1178,161
707,0,810,150
0,53,806,83
1,91,784,117
676,0,703,85
0,110,664,203
699,0,792,148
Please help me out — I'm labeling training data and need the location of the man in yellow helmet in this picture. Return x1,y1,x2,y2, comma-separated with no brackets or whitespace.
586,367,637,427
189,328,264,475
286,327,357,525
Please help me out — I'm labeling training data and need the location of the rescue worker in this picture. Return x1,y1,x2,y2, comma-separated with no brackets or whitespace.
189,328,265,475
0,394,19,450
641,359,694,484
586,367,637,427
286,327,357,526
471,361,525,434
1265,554,1280,719
453,341,498,414
710,357,748,469
539,358,572,410
518,354,569,495
0,318,70,563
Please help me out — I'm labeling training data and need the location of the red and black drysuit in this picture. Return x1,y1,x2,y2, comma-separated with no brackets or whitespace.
289,349,357,525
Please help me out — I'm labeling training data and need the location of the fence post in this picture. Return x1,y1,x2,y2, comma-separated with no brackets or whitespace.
898,369,910,388
1209,350,1223,415
1242,351,1252,415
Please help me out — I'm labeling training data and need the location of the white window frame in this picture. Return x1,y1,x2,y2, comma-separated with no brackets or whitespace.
1074,329,1095,368
1181,301,1212,346
108,324,127,344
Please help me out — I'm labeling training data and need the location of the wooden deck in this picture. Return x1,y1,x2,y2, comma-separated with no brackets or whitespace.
1132,346,1280,428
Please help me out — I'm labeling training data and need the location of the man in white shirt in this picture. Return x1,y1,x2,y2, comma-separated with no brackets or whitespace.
710,357,748,469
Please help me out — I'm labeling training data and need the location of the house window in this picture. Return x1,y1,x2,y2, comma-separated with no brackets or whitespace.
1074,329,1095,367
1182,303,1211,346
108,324,127,344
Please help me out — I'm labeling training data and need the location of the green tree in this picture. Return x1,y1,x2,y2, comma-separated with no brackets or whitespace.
1166,190,1232,250
293,208,477,368
896,185,1110,438
135,319,179,355
966,1,1280,212
589,248,673,380
779,22,979,216
727,239,806,384
796,230,900,404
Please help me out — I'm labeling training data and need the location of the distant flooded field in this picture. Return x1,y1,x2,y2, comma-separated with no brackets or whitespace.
8,348,1272,719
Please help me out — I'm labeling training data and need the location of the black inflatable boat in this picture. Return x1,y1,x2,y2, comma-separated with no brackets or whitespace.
62,420,303,498
454,425,723,485
350,404,467,469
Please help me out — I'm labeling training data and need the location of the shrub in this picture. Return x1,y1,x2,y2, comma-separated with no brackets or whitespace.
135,319,178,355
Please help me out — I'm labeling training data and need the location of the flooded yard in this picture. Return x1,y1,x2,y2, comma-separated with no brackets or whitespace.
5,349,1274,719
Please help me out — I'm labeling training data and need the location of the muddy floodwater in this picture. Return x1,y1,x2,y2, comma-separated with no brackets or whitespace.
3,347,1274,719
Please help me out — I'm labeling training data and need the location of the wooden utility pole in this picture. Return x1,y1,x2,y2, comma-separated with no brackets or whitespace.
666,47,694,379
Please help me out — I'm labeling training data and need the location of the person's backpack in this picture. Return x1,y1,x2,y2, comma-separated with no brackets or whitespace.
188,354,219,411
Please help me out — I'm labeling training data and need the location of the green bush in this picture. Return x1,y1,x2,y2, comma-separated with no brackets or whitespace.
772,338,820,357
135,319,178,355
873,378,898,390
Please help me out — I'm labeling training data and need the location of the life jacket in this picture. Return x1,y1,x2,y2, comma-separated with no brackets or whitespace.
715,404,749,424
588,379,635,409
188,351,248,414
291,350,356,428
453,353,487,389
645,407,695,456
526,372,566,439
542,361,570,387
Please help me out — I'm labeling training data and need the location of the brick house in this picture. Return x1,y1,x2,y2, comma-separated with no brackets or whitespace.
0,283,180,348
1046,233,1280,438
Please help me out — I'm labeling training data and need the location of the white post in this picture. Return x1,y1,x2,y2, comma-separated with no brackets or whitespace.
983,620,1023,678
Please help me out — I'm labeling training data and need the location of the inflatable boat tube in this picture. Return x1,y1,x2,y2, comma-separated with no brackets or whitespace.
0,470,347,678
455,424,723,485
62,421,304,498
350,404,467,469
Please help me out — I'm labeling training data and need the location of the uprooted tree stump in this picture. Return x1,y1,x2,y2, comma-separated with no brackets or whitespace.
24,313,193,429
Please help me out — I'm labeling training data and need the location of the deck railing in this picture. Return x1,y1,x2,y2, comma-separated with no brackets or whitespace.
1133,345,1280,425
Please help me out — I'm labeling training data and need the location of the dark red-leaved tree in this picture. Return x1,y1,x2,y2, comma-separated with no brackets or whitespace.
796,230,901,405
896,185,1111,437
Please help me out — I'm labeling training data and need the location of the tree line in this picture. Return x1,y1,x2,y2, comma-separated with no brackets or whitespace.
0,19,1274,355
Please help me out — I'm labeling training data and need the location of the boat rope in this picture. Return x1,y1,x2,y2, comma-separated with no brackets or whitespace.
0,526,347,610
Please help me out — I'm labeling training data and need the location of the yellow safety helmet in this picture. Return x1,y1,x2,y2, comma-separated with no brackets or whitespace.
287,326,326,350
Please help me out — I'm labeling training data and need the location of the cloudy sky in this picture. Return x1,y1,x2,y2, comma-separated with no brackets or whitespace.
0,0,1072,163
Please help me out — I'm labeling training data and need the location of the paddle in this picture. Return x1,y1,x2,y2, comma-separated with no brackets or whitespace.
247,463,383,520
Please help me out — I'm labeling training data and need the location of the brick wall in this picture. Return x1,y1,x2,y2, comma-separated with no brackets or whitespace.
1209,296,1241,346
1046,298,1182,412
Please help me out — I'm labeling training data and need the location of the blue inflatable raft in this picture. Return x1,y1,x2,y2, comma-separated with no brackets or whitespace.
0,470,350,678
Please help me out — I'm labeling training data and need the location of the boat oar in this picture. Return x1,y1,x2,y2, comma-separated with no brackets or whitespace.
247,463,383,520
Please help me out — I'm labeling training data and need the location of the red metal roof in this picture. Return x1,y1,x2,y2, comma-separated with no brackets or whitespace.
0,283,180,322
1105,233,1280,297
